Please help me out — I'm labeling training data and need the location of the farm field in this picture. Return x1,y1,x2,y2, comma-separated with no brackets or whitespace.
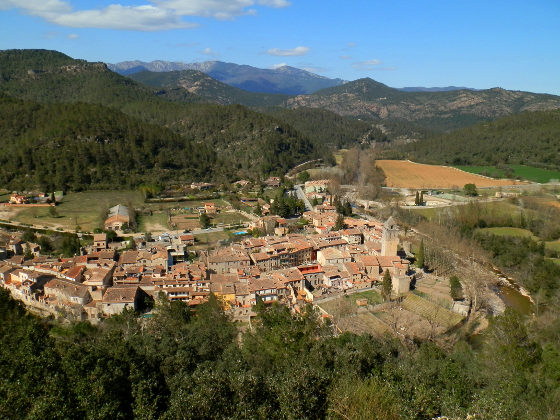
412,200,524,221
192,231,230,250
477,227,539,240
337,312,391,336
3,190,144,232
317,290,382,319
546,240,560,252
402,293,464,329
457,165,560,184
376,160,525,189
137,213,168,233
212,212,249,225
170,215,200,231
149,199,229,212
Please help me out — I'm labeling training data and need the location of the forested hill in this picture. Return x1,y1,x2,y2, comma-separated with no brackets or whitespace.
286,78,560,131
0,96,216,191
0,49,319,189
0,49,183,107
402,109,560,170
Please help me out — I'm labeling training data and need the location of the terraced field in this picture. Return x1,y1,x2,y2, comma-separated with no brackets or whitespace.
337,312,391,336
402,293,464,329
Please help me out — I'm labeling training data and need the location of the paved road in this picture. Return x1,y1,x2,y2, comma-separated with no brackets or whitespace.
295,185,313,212
191,227,225,234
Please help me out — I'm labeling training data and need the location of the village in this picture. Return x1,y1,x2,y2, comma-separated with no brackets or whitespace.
0,175,481,341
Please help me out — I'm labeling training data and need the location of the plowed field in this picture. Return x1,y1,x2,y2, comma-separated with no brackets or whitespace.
376,160,525,189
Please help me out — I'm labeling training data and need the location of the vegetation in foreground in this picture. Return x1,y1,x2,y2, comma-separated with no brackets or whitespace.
1,288,560,419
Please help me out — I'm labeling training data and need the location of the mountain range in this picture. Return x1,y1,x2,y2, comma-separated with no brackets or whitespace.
127,66,560,131
2,48,560,190
111,59,487,97
109,60,346,95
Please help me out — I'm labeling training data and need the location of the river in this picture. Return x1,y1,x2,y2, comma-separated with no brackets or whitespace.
491,266,534,315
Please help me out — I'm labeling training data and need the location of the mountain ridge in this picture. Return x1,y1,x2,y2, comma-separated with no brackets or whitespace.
109,59,346,95
286,78,560,131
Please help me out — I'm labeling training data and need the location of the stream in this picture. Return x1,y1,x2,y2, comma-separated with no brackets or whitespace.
491,266,534,315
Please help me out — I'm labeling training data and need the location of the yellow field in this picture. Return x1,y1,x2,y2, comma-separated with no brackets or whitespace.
376,160,525,189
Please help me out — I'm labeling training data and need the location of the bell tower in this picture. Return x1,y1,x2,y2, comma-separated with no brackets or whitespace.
381,216,399,256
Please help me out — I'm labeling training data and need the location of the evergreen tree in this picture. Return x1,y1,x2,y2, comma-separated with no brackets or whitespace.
416,239,425,269
334,196,343,214
382,270,392,301
415,191,420,206
450,275,463,300
200,213,211,229
334,214,345,231
419,191,424,205
343,201,352,216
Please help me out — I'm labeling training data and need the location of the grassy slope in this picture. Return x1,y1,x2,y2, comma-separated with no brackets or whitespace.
11,191,144,232
477,227,539,240
456,165,560,183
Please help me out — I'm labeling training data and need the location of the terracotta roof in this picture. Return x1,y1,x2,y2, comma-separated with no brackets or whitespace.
93,233,107,241
102,286,139,303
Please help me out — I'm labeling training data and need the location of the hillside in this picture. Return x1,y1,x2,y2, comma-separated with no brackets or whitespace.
286,78,560,131
110,60,346,95
0,96,216,191
402,109,560,170
0,50,319,187
129,69,288,107
262,107,386,149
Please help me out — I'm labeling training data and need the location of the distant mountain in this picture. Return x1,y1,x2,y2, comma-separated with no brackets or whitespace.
398,86,478,92
286,78,560,131
129,69,288,107
109,60,346,95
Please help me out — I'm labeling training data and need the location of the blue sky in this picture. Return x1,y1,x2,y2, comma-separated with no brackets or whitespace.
1,0,559,94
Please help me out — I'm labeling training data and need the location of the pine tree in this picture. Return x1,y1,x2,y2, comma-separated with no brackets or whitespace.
343,201,352,216
416,238,425,269
200,213,211,229
382,270,392,301
334,214,345,231
419,191,424,206
415,191,420,206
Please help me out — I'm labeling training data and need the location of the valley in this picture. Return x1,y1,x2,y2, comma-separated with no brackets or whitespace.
0,46,559,420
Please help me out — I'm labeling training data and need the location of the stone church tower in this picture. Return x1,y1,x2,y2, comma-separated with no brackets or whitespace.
381,216,399,256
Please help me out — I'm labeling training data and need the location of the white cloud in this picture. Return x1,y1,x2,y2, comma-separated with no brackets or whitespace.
271,62,288,69
267,46,310,56
339,55,351,60
0,0,70,15
67,33,78,39
0,0,291,30
154,0,253,20
202,47,217,56
53,5,194,31
352,59,382,69
257,0,290,7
